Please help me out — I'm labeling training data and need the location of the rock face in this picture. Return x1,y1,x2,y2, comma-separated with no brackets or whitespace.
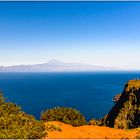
112,93,122,102
105,80,140,129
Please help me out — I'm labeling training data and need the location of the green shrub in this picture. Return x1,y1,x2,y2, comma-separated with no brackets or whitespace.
0,93,47,139
41,107,86,126
0,91,5,105
45,122,62,131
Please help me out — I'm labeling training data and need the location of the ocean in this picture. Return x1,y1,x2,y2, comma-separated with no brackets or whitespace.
0,72,139,121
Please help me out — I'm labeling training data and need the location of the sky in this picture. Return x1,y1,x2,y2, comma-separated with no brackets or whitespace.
0,2,140,70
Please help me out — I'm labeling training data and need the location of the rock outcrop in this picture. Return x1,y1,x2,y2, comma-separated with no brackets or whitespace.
105,80,140,129
112,93,122,102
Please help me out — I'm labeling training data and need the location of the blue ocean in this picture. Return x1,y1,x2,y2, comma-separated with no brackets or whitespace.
0,72,139,121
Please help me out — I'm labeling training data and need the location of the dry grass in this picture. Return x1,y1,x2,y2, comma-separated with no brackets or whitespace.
125,80,140,91
44,121,140,139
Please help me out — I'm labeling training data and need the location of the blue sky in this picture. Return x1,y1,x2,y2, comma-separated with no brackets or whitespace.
0,2,140,70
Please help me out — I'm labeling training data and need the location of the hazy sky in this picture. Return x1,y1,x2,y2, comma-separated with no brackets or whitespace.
0,2,140,69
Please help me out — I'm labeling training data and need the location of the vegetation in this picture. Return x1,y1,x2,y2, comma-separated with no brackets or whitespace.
89,118,98,125
45,122,62,131
89,114,108,126
104,80,140,129
41,107,86,126
0,92,46,139
2,79,140,139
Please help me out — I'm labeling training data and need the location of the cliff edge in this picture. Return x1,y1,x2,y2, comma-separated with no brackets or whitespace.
105,80,140,129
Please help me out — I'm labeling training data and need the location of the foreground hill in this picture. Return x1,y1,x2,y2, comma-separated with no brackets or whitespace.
0,93,46,139
1,79,140,138
0,59,117,72
45,121,140,139
44,80,140,139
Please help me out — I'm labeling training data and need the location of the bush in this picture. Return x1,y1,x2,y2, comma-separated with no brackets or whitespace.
41,107,86,126
0,92,47,139
45,122,62,131
89,118,97,125
88,118,105,126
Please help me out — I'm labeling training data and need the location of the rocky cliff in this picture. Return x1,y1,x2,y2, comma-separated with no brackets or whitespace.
105,80,140,129
112,93,122,102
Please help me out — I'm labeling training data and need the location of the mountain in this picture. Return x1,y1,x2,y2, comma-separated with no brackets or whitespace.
104,80,140,129
0,59,118,72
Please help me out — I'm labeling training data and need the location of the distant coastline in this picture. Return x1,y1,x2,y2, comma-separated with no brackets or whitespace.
0,59,119,72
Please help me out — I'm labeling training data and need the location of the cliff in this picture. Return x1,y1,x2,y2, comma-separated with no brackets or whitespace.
105,80,140,129
113,93,121,102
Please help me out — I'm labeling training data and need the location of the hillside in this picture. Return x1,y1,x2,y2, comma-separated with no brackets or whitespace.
104,80,140,129
0,93,46,139
44,80,140,139
45,121,140,139
1,79,140,139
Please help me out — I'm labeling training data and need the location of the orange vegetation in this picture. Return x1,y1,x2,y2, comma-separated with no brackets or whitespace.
125,80,140,91
44,121,140,139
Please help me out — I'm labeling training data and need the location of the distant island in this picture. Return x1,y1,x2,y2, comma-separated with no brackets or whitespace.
0,59,118,72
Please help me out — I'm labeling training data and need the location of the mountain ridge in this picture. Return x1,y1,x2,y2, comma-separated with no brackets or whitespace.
0,59,118,72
